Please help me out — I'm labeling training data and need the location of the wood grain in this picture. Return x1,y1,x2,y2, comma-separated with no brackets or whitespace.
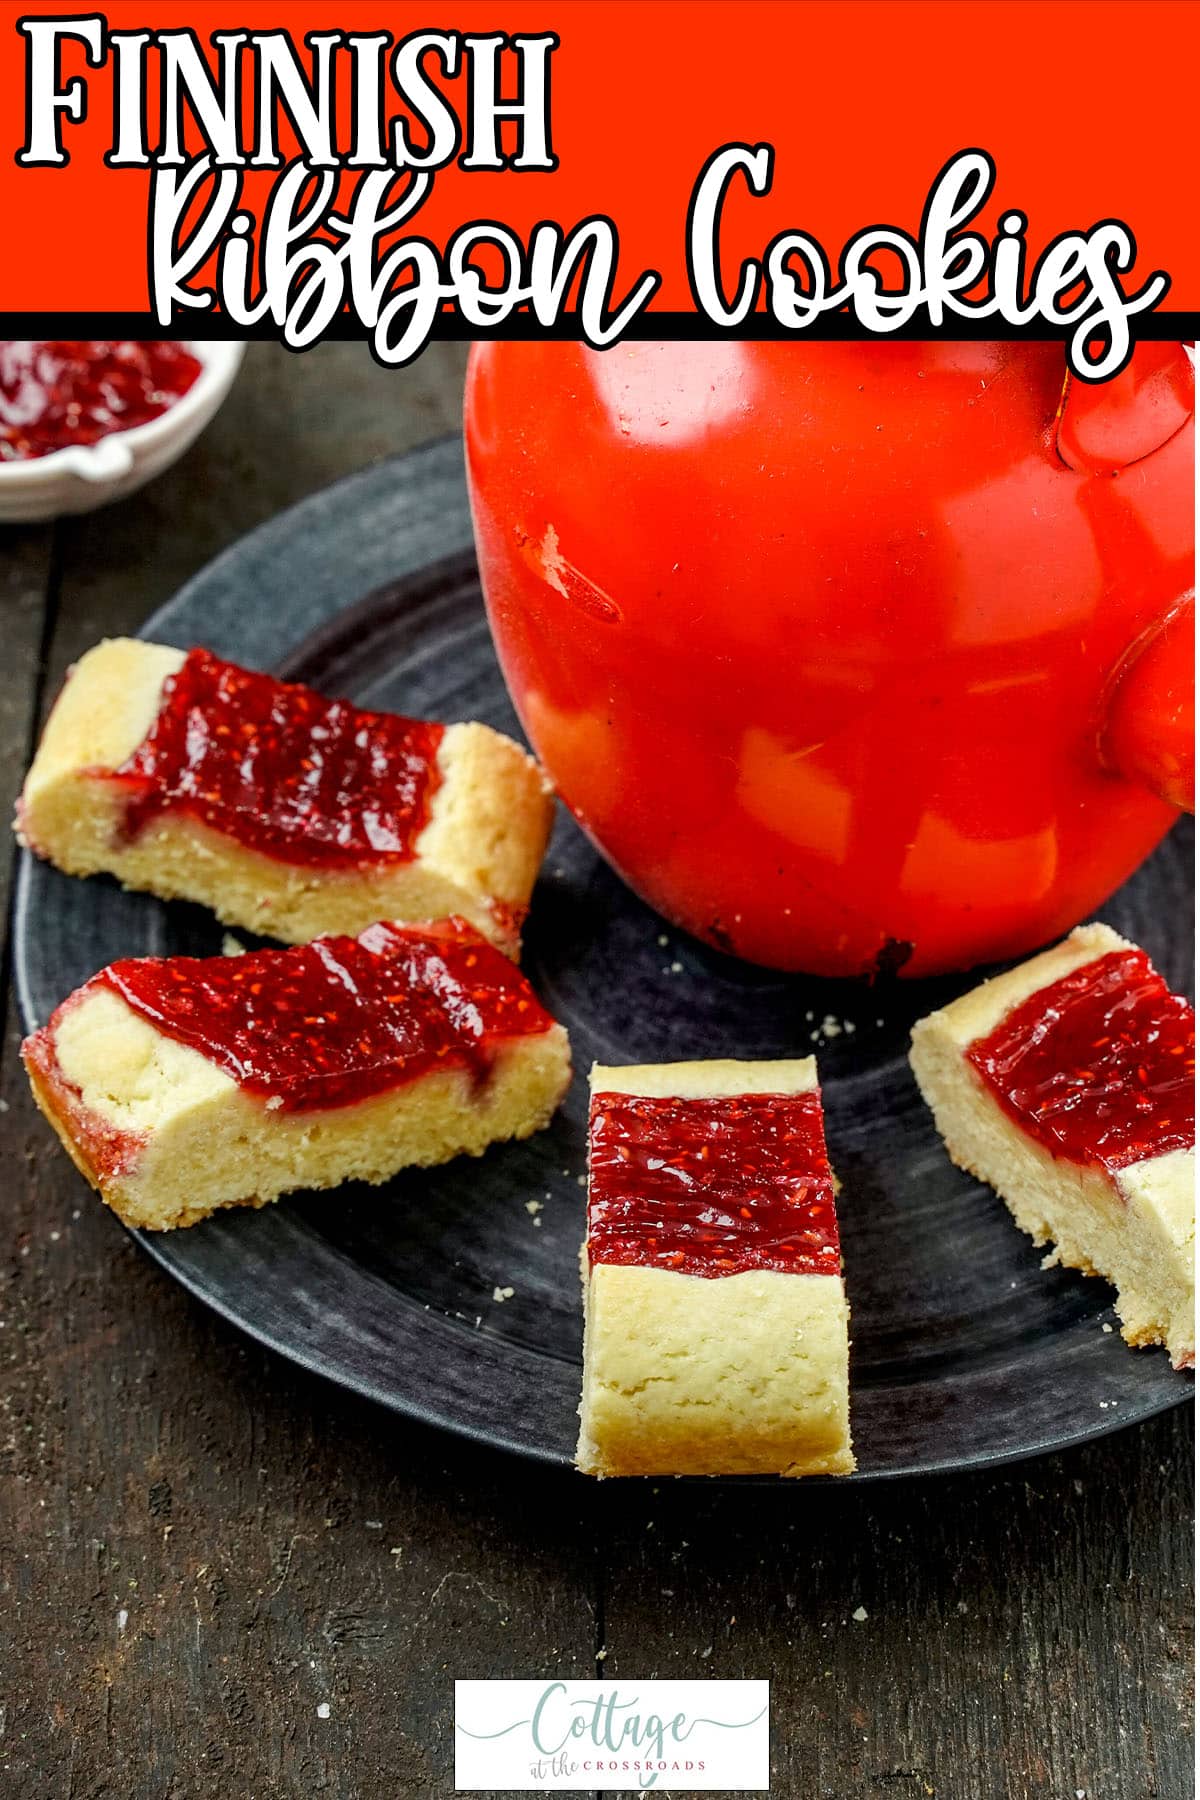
0,344,1191,1799
599,1410,1192,1798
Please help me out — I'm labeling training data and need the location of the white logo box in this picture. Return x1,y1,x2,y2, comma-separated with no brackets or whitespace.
455,1679,770,1791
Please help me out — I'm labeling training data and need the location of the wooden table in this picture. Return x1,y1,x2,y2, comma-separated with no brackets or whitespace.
0,345,1192,1800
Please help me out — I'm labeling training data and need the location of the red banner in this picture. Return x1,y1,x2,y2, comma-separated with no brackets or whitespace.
0,1,1195,372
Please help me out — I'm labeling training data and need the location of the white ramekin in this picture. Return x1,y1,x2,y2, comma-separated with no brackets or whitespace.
0,341,245,523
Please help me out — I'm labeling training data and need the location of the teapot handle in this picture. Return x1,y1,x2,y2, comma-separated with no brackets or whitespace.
1056,341,1193,473
1057,342,1194,813
1100,595,1194,813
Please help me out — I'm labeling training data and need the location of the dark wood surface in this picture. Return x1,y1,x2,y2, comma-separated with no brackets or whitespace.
0,345,1191,1800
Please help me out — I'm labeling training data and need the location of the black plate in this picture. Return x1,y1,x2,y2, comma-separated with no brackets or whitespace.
13,437,1194,1479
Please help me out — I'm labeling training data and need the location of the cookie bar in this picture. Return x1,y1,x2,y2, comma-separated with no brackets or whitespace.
17,639,553,951
910,923,1194,1367
23,917,572,1231
577,1058,855,1478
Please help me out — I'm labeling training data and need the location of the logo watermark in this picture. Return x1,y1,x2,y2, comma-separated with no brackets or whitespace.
454,1679,769,1790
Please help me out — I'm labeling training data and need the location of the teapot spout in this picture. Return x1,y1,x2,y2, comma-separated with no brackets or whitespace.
1100,597,1195,813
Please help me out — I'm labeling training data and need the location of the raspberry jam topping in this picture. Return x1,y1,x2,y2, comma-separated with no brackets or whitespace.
587,1089,840,1278
93,918,555,1113
968,948,1195,1174
0,341,201,459
107,648,445,866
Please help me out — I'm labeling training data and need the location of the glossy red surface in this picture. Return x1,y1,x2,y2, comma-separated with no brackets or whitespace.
587,1089,840,1278
968,948,1195,1174
466,341,1194,976
0,341,201,459
90,919,556,1115
1101,598,1196,815
109,648,445,867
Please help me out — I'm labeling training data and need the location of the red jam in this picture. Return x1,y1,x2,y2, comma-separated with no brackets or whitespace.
587,1090,840,1278
90,918,555,1114
106,648,445,867
968,948,1195,1174
0,341,201,459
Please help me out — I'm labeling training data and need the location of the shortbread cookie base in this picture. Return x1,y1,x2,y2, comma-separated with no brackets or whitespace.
910,924,1195,1368
590,1056,818,1100
577,1263,854,1477
18,638,553,951
577,1056,854,1478
24,984,572,1231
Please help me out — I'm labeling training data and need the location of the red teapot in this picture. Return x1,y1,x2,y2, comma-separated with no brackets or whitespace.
465,340,1194,977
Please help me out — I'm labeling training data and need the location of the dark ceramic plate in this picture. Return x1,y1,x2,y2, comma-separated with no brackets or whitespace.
13,438,1195,1479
